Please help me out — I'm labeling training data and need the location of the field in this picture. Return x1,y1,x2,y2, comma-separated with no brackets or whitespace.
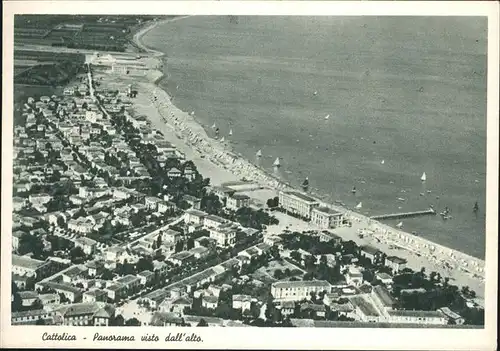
14,49,86,86
14,15,160,52
251,259,305,283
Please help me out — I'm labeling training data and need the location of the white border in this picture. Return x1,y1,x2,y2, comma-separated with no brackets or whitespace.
2,2,498,350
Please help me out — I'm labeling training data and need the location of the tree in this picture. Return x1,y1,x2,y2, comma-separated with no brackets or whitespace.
111,314,125,326
187,238,195,250
273,269,284,280
175,240,184,253
136,257,154,273
125,318,141,326
35,318,46,325
197,318,209,327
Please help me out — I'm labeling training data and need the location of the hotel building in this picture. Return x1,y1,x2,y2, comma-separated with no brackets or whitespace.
311,206,344,229
271,280,331,301
278,191,319,219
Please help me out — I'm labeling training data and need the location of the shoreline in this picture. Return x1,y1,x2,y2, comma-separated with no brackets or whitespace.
131,17,485,300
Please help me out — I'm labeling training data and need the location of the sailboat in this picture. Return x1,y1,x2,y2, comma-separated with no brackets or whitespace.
355,202,362,209
273,157,281,168
302,177,309,190
396,221,403,229
324,114,330,120
473,201,479,213
229,129,233,136
256,150,262,157
220,136,225,142
211,123,216,129
421,172,427,182
351,186,357,194
381,160,385,165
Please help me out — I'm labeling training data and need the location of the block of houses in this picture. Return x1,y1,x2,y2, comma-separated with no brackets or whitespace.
106,246,126,262
345,266,364,287
11,309,58,325
160,296,193,315
56,302,115,326
162,229,182,244
226,194,250,211
271,280,331,301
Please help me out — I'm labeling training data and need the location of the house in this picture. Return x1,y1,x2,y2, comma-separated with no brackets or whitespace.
329,302,356,319
57,302,115,326
438,307,465,325
189,246,210,259
37,282,83,303
183,315,224,327
278,191,319,219
226,194,250,211
278,301,295,317
167,167,182,178
83,289,108,303
182,195,201,209
104,283,126,301
74,237,97,255
137,270,154,286
184,209,207,225
360,245,382,263
209,226,237,247
311,207,344,229
116,275,141,293
38,293,60,307
168,251,195,266
11,309,58,325
12,230,25,251
271,280,331,301
163,297,193,315
141,290,169,310
18,291,40,307
232,294,252,311
203,214,227,229
67,217,96,234
86,261,104,277
375,272,393,286
12,254,47,278
144,196,162,211
158,200,176,213
345,267,363,287
62,265,88,284
201,295,219,310
385,256,407,273
162,229,182,244
263,235,284,249
106,246,126,262
28,193,52,206
12,197,27,211
300,303,327,319
194,236,217,250
211,186,236,201
12,274,30,290
149,312,184,327
349,296,382,322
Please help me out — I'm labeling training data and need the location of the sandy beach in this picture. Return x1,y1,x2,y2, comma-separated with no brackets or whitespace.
121,17,486,302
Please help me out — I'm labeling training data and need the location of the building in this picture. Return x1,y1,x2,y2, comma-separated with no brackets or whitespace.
141,290,169,310
209,226,237,247
311,207,344,229
201,295,219,310
189,246,210,259
344,267,363,287
86,261,104,277
168,251,195,266
149,312,184,327
232,294,252,311
83,289,108,303
226,194,250,211
37,282,83,303
137,270,154,286
18,291,39,307
57,302,115,326
375,272,393,286
360,245,382,263
349,296,382,322
116,275,141,293
11,309,58,325
385,256,407,273
371,285,395,314
12,254,47,278
438,307,465,325
204,214,228,229
12,230,25,251
184,209,207,225
105,284,126,301
271,280,331,301
386,310,447,325
278,191,319,219
74,237,97,255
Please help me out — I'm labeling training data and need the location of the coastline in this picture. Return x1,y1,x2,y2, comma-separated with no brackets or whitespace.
131,17,485,301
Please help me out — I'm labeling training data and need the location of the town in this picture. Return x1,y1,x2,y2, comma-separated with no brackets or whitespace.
11,16,485,329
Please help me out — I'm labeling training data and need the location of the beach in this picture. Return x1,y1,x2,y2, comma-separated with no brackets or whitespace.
118,17,486,301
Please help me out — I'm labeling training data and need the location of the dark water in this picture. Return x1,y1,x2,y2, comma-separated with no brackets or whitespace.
142,16,487,258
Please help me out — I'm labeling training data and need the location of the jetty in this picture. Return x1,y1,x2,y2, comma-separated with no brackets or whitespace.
370,208,436,221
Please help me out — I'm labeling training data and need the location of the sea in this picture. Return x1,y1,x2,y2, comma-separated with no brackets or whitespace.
141,16,488,259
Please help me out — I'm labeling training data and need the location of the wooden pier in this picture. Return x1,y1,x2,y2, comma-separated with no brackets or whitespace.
370,208,436,221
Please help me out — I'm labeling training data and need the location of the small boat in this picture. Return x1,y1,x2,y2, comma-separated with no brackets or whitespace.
302,177,309,187
220,137,225,142
421,172,427,182
396,222,403,228
229,129,233,136
313,91,318,96
190,111,195,116
324,114,330,120
256,150,262,157
351,186,357,194
273,157,281,167
211,123,216,129
426,190,432,193
397,197,406,201
420,193,424,196
381,160,385,165
473,201,479,213
355,202,362,209
418,87,424,93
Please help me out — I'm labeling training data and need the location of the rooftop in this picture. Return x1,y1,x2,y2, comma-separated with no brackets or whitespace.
386,256,408,264
283,191,318,203
389,310,444,318
313,206,341,215
361,245,381,255
272,280,331,290
373,285,395,307
349,296,380,317
12,254,45,270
